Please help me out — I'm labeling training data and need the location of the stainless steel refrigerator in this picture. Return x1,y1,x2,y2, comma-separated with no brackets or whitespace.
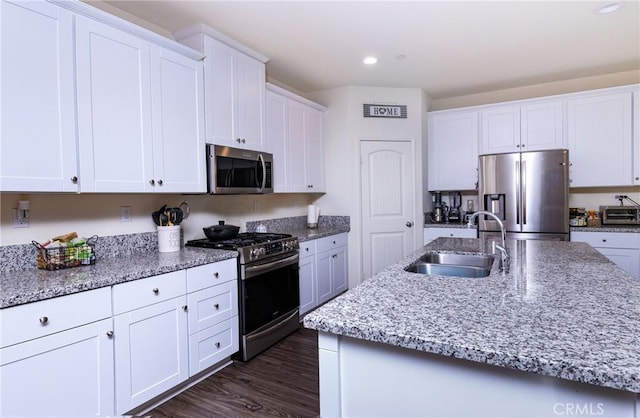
478,149,569,241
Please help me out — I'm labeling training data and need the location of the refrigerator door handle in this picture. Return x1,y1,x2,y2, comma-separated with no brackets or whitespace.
521,161,527,225
515,160,520,225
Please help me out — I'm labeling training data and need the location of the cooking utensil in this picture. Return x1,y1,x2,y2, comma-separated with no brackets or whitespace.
203,220,240,241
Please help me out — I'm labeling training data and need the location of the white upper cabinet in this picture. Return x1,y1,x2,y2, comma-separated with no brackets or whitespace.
480,99,563,154
150,47,206,193
633,89,640,186
265,85,326,193
76,16,205,193
0,0,78,192
76,16,154,193
177,30,267,151
567,91,633,187
427,110,479,191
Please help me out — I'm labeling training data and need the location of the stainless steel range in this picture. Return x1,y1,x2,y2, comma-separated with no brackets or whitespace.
186,233,300,361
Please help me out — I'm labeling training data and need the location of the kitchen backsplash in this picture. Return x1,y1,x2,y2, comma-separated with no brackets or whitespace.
246,215,350,233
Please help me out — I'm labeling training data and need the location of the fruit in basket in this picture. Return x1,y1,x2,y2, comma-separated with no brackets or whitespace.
51,231,78,243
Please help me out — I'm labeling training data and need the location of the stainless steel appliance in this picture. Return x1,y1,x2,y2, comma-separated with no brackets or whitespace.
601,206,640,225
186,233,299,361
430,191,447,223
207,144,273,194
478,149,569,241
448,191,462,223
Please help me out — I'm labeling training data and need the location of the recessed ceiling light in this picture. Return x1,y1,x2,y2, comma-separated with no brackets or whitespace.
396,54,407,60
363,56,378,65
596,2,622,14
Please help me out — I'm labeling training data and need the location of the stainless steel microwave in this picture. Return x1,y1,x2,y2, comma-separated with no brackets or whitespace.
206,144,273,194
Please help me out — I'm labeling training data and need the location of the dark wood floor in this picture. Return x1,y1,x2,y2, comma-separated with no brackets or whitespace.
148,327,320,418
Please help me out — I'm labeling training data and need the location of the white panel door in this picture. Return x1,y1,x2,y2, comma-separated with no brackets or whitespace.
76,15,153,192
304,106,325,192
150,46,206,193
287,100,307,191
299,254,317,315
202,36,235,146
0,0,78,192
520,99,563,151
361,140,415,280
265,91,288,191
235,52,265,151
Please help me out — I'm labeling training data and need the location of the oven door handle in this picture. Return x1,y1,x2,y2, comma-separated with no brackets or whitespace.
244,253,299,279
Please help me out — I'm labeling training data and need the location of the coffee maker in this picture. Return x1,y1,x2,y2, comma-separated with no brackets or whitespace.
448,191,462,223
430,191,447,223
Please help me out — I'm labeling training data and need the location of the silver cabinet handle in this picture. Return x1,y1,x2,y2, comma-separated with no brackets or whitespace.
214,303,219,309
106,331,114,338
152,288,159,294
215,342,221,348
149,179,155,186
406,221,414,227
182,305,188,311
157,179,163,186
70,176,78,183
39,316,48,325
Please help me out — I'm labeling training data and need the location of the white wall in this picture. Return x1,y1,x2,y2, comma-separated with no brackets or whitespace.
0,193,316,245
310,86,429,286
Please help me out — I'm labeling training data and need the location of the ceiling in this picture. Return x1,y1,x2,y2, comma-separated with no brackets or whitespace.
101,0,640,100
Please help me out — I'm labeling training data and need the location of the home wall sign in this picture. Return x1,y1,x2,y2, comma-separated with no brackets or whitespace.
363,104,407,118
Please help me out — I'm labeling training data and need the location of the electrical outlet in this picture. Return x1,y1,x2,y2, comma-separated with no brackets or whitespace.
13,208,29,228
253,201,259,212
121,206,132,222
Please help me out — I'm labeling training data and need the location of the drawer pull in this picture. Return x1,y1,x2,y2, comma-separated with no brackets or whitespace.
106,331,114,338
214,303,220,310
215,342,221,348
39,316,49,325
152,288,159,294
602,239,607,242
182,305,188,311
213,272,219,278
333,241,336,244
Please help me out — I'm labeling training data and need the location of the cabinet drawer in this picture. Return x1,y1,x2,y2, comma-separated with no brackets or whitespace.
186,258,237,293
188,317,238,376
0,287,111,348
299,240,317,258
316,233,348,252
113,270,186,315
187,280,238,334
571,231,640,249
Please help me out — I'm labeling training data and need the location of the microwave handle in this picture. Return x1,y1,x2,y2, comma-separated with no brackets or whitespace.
258,154,266,192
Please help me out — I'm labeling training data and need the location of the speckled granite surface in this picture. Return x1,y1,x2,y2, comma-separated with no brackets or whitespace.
247,215,350,242
303,237,640,393
570,225,640,233
424,221,473,229
0,247,236,309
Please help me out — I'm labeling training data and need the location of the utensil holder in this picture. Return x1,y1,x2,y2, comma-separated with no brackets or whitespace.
158,225,182,252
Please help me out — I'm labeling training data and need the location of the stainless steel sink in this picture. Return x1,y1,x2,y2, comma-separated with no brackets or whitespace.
418,253,495,270
405,252,495,278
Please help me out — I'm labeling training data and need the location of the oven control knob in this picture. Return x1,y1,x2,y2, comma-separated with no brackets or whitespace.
251,248,265,259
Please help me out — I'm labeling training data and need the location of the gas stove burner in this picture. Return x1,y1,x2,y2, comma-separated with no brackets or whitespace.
186,232,292,249
186,232,298,264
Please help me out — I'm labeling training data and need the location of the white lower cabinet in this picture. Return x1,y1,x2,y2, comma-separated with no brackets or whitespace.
570,231,640,280
186,259,239,376
424,227,477,244
0,287,114,417
299,233,348,314
113,271,189,415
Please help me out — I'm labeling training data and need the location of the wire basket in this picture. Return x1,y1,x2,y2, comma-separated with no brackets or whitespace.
32,236,98,271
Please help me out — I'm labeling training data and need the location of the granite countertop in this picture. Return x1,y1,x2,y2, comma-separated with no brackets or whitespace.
303,237,640,393
0,248,236,309
287,226,350,242
424,221,473,229
570,225,640,233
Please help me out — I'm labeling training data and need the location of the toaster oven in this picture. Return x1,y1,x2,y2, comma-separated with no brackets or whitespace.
600,206,640,225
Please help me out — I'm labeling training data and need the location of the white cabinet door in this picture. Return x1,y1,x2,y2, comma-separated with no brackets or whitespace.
316,249,333,305
76,15,154,193
201,36,265,150
0,0,78,192
299,253,317,315
266,90,288,191
427,111,478,191
567,92,633,187
304,106,325,192
520,100,563,151
0,319,114,417
150,46,206,193
114,296,189,415
633,90,640,186
597,247,640,280
480,105,520,154
235,52,266,151
286,100,308,192
331,246,348,296
316,234,349,305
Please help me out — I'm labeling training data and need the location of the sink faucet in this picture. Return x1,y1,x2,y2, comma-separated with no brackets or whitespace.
467,211,510,273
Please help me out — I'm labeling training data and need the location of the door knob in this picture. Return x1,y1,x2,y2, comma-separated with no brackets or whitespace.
406,221,413,227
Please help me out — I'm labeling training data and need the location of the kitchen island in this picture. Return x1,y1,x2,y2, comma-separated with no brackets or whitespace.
303,237,640,417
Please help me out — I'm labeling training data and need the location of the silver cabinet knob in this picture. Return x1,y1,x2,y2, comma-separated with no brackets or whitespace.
39,316,48,325
214,303,219,309
182,305,188,311
70,176,78,183
157,179,163,186
215,342,221,348
106,330,114,338
152,288,159,294
406,221,414,227
149,179,155,185
516,144,520,148
213,272,219,278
